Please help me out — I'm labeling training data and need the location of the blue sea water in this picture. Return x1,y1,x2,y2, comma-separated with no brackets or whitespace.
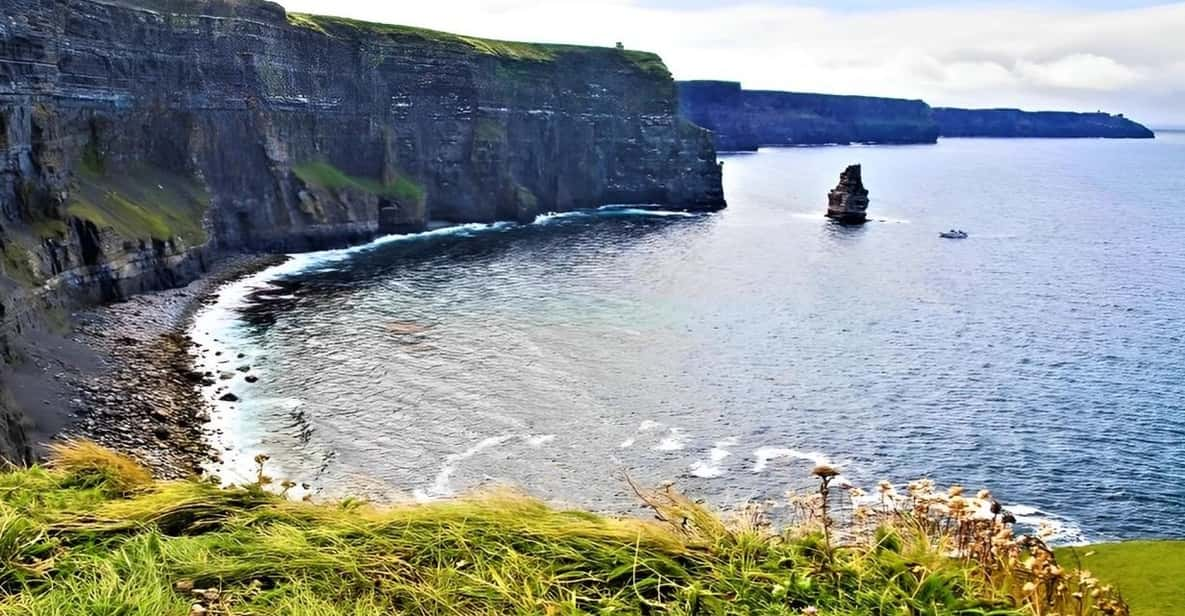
193,134,1185,543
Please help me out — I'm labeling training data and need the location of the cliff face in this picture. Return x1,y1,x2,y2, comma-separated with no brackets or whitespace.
0,0,725,462
677,81,938,151
677,81,1155,149
933,108,1155,139
0,0,724,292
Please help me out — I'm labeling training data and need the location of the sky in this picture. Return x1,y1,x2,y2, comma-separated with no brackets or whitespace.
276,1,1185,127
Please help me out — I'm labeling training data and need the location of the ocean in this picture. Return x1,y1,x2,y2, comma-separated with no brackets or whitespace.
192,133,1185,543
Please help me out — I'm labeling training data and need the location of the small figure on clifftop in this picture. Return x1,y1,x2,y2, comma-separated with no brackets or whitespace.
826,164,870,224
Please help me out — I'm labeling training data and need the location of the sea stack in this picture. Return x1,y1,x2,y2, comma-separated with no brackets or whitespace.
826,164,870,224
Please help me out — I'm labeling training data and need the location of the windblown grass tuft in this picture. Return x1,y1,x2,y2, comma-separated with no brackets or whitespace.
0,443,1133,615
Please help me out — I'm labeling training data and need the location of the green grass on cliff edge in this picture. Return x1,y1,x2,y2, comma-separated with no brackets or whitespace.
0,442,1052,616
286,13,670,77
293,160,425,206
67,164,208,245
1056,541,1185,615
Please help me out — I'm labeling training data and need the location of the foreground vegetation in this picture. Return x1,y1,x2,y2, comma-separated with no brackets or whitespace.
0,443,1131,615
1057,541,1185,616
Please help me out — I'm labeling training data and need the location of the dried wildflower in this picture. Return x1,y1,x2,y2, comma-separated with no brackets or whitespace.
1022,581,1037,594
948,485,965,497
977,489,992,500
812,464,840,479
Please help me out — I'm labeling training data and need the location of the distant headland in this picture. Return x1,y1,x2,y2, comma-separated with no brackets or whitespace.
678,80,1155,150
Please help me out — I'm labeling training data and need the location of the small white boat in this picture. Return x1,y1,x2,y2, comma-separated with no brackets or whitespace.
939,230,968,239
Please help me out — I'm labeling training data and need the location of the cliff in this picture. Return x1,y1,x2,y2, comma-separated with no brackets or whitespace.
0,0,725,462
933,108,1155,139
677,81,938,150
676,81,1155,149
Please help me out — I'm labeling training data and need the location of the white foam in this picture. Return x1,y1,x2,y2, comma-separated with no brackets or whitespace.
711,438,738,461
688,439,737,478
525,434,556,447
638,420,662,432
689,461,726,478
417,435,515,500
752,446,834,473
601,207,697,218
1006,504,1089,545
535,205,699,224
618,438,636,448
656,428,687,451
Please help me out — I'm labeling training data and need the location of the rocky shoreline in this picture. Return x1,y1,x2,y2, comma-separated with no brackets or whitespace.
61,255,286,478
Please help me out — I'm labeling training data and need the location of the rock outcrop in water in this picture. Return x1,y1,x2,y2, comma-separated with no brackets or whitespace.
677,81,939,150
933,108,1155,139
826,165,869,224
0,0,726,462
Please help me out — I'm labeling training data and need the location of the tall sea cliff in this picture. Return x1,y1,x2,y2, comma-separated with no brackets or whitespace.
677,81,939,150
0,0,725,462
678,80,1154,150
932,107,1155,139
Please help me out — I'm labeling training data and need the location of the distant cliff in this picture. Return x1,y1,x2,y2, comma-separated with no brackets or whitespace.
933,108,1155,139
677,81,938,150
677,81,1155,149
0,0,725,463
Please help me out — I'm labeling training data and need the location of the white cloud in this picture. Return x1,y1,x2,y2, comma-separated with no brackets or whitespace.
1016,54,1142,91
275,0,1185,125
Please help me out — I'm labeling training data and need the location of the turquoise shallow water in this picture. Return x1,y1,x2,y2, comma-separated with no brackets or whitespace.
193,134,1185,543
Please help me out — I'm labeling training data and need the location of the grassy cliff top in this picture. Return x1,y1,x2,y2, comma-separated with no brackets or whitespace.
0,442,1136,615
286,13,670,77
1057,541,1185,616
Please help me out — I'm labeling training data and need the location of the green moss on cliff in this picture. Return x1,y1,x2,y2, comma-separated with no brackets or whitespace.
80,139,106,175
0,242,42,286
30,218,68,239
286,13,671,76
293,161,424,206
67,165,209,244
474,118,507,143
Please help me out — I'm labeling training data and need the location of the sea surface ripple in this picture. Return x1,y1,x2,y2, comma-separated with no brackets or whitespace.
192,135,1185,543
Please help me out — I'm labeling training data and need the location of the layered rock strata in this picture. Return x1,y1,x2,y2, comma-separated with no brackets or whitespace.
932,108,1154,139
826,164,869,224
0,0,726,462
677,81,938,150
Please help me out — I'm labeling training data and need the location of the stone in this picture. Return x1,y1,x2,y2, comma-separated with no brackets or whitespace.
826,165,870,224
219,393,239,402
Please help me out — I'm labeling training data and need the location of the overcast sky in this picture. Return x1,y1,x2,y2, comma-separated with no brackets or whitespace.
277,1,1185,127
